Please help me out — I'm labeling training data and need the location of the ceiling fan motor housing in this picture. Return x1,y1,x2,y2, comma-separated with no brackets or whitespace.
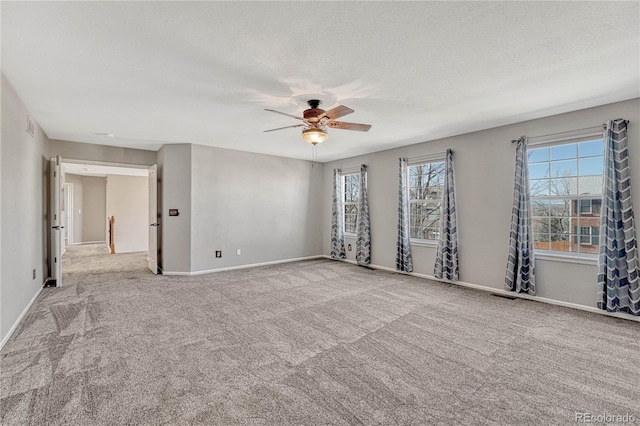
304,99,324,123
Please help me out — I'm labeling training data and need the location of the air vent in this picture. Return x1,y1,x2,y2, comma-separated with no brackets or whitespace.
26,114,35,137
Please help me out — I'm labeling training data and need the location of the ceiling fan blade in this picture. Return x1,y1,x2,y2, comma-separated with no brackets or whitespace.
264,109,305,121
263,124,306,133
327,121,372,132
320,105,354,120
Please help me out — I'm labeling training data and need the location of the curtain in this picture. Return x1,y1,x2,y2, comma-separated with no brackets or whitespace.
356,164,371,265
505,136,536,294
597,119,639,315
396,158,413,272
434,149,458,280
330,168,346,259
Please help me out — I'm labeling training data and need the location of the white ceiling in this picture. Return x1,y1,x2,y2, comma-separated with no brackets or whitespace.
2,2,639,162
63,163,148,178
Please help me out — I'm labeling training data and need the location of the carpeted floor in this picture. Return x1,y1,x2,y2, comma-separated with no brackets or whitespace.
1,249,639,425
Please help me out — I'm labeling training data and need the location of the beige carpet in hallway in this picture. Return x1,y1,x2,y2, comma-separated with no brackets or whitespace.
61,243,148,282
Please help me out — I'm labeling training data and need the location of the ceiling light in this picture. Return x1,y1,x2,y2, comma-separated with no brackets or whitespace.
301,128,328,145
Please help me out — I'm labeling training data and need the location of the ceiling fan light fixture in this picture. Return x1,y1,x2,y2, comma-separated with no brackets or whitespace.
301,128,328,145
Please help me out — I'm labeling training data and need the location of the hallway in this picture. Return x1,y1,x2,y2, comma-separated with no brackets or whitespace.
62,243,149,286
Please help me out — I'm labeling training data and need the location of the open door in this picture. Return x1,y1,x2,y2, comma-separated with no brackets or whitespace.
148,164,159,274
49,156,63,286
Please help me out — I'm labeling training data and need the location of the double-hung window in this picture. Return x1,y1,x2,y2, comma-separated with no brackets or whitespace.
408,161,445,241
528,138,604,255
343,173,359,234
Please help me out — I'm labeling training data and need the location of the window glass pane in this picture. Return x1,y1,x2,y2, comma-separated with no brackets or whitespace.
550,160,577,177
531,200,549,216
532,217,549,234
579,200,592,213
579,140,604,157
530,179,550,197
579,157,604,176
578,198,601,218
548,199,570,217
409,162,444,239
529,163,549,180
533,232,550,250
578,176,603,195
528,147,549,163
578,218,600,229
424,227,440,240
528,139,603,256
550,234,570,252
551,144,577,160
548,217,570,234
550,177,577,196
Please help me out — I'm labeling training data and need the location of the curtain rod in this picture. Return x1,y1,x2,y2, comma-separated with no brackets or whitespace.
511,119,629,144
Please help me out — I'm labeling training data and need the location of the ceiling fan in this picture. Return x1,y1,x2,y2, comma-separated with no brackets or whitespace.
264,99,371,145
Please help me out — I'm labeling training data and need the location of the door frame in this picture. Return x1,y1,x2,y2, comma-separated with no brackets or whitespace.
55,158,158,276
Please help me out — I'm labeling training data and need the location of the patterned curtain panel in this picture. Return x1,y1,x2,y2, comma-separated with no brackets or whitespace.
356,164,371,265
434,149,459,280
597,119,639,315
330,168,346,259
505,137,536,295
396,158,413,272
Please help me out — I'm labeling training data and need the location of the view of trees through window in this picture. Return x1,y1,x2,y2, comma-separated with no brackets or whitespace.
409,161,445,240
528,139,604,254
343,173,359,234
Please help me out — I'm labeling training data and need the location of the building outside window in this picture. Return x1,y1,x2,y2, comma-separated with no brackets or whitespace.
528,139,604,255
408,161,445,241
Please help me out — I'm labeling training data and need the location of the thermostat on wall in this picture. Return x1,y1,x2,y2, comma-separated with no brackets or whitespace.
169,209,180,216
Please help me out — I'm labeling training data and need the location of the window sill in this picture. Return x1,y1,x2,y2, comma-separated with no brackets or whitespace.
535,252,598,266
344,233,357,239
410,239,438,248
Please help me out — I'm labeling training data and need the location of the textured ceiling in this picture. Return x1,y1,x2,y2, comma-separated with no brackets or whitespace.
2,1,639,162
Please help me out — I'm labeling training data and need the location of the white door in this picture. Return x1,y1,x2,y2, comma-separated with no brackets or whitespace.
49,156,63,286
148,164,158,274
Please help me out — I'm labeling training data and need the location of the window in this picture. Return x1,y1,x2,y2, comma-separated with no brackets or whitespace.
408,161,445,240
528,138,604,255
343,173,359,234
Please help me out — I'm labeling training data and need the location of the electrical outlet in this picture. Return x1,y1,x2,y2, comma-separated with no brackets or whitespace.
236,249,241,256
215,251,222,258
348,244,352,252
32,269,36,280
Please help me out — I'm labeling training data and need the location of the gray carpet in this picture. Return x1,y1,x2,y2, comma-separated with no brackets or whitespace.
1,249,639,425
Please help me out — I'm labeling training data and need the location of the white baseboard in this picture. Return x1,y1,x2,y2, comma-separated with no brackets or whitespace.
161,255,326,276
0,285,44,351
323,256,639,323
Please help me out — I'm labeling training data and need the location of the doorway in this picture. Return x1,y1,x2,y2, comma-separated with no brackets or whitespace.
50,159,157,286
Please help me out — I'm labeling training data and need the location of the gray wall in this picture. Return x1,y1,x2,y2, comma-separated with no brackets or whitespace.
1,74,49,344
158,144,191,273
106,174,148,253
189,144,323,272
49,139,156,167
64,174,107,243
322,98,639,309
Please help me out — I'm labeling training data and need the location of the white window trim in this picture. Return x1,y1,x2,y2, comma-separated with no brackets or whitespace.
529,137,604,260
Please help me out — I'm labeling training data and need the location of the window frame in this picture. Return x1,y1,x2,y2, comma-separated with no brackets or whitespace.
527,137,604,260
342,172,359,236
407,159,445,243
